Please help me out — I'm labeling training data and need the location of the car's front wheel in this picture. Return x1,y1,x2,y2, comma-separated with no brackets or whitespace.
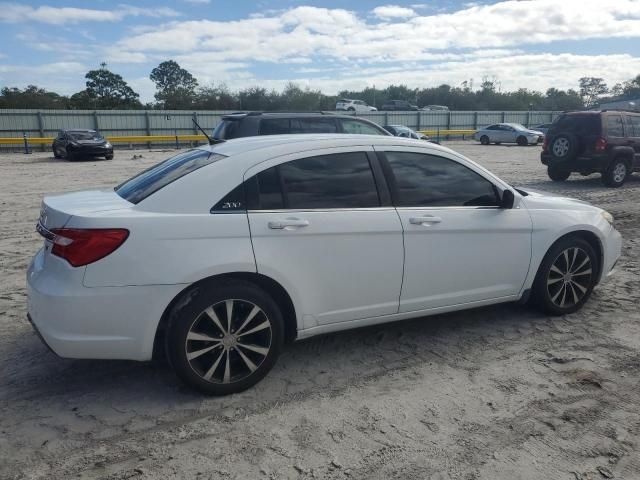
531,236,598,315
167,280,284,395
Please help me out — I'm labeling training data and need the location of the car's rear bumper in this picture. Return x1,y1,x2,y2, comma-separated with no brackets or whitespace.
541,152,609,171
27,248,185,361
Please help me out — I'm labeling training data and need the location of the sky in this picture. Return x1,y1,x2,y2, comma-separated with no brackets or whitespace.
1,0,640,103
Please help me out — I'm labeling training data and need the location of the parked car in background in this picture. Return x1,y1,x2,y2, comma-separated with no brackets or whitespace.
335,99,377,112
474,123,544,146
52,129,113,160
28,134,621,395
212,112,390,139
420,105,449,111
541,110,640,187
380,100,419,111
533,123,553,135
383,124,430,141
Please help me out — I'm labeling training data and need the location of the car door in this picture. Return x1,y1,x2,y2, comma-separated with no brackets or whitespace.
375,147,532,312
625,115,640,167
245,147,404,328
484,125,499,142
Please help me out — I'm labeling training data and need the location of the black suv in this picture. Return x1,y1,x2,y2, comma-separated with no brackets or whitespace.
380,100,419,111
212,112,390,140
52,129,113,161
541,110,640,187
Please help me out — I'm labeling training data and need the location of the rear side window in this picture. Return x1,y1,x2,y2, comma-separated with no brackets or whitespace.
341,119,384,135
249,152,379,210
260,119,290,135
606,115,624,137
116,149,226,204
384,151,500,208
628,116,640,137
290,118,338,133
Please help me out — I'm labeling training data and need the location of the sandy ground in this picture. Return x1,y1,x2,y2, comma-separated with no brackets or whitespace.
0,142,639,480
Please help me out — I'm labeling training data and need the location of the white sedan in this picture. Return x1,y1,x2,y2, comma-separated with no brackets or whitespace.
27,135,621,395
474,123,544,146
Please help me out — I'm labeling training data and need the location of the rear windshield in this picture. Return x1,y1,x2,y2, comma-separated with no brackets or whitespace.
212,120,240,139
552,114,601,135
115,149,226,204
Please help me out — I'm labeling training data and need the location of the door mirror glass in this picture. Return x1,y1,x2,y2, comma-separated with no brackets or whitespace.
501,189,515,209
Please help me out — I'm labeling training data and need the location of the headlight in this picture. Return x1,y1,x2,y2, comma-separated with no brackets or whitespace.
104,142,112,148
601,210,614,226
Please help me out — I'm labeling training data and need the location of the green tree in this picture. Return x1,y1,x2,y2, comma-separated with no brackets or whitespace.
0,85,69,109
150,60,198,109
579,77,608,108
70,63,141,109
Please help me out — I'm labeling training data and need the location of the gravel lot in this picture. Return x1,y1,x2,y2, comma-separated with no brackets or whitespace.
1,142,639,480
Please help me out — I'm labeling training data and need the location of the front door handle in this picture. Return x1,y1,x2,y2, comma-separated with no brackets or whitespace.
409,215,442,225
268,218,310,230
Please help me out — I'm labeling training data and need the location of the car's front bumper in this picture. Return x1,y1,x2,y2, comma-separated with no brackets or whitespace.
600,226,622,284
27,248,184,361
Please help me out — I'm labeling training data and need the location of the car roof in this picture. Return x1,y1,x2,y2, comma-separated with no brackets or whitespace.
63,129,97,133
202,134,449,158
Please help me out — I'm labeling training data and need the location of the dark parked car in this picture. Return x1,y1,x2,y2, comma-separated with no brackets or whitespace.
533,123,553,135
541,110,640,187
380,100,419,111
212,112,390,140
52,129,113,160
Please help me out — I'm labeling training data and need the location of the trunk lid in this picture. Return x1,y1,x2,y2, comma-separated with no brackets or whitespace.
39,190,132,229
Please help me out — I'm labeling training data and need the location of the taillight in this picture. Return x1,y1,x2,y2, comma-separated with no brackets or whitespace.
542,137,549,152
49,228,129,267
594,137,607,152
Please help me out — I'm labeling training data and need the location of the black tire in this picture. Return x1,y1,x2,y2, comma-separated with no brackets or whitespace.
547,166,571,182
601,158,629,188
494,142,501,145
166,280,284,395
53,148,62,159
105,154,114,160
531,236,598,316
549,133,577,161
480,135,489,145
517,135,528,146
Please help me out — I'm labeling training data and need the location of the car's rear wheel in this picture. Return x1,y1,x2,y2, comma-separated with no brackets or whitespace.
167,280,284,395
531,236,598,315
517,135,528,146
480,135,489,145
602,158,628,188
547,166,571,182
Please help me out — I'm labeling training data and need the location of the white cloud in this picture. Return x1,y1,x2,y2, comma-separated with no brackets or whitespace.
0,2,180,25
372,5,416,19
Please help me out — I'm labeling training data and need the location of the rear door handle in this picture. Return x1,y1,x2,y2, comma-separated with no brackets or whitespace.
409,215,442,225
268,218,310,229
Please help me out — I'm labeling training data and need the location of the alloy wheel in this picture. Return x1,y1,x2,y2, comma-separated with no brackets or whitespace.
185,299,272,384
552,137,570,157
546,247,592,309
613,163,627,184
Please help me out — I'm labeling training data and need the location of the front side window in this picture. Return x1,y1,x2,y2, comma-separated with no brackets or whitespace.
341,119,384,135
116,149,226,204
607,115,624,137
384,151,500,208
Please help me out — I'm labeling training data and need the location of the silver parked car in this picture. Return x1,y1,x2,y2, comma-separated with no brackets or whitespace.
474,123,544,146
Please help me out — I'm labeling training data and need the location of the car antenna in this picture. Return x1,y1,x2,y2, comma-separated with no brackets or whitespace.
192,118,225,145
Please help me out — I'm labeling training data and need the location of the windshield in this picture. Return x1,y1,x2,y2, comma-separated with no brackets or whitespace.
69,131,103,140
115,149,226,204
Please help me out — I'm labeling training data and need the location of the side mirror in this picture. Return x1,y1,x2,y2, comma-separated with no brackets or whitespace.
501,189,515,209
